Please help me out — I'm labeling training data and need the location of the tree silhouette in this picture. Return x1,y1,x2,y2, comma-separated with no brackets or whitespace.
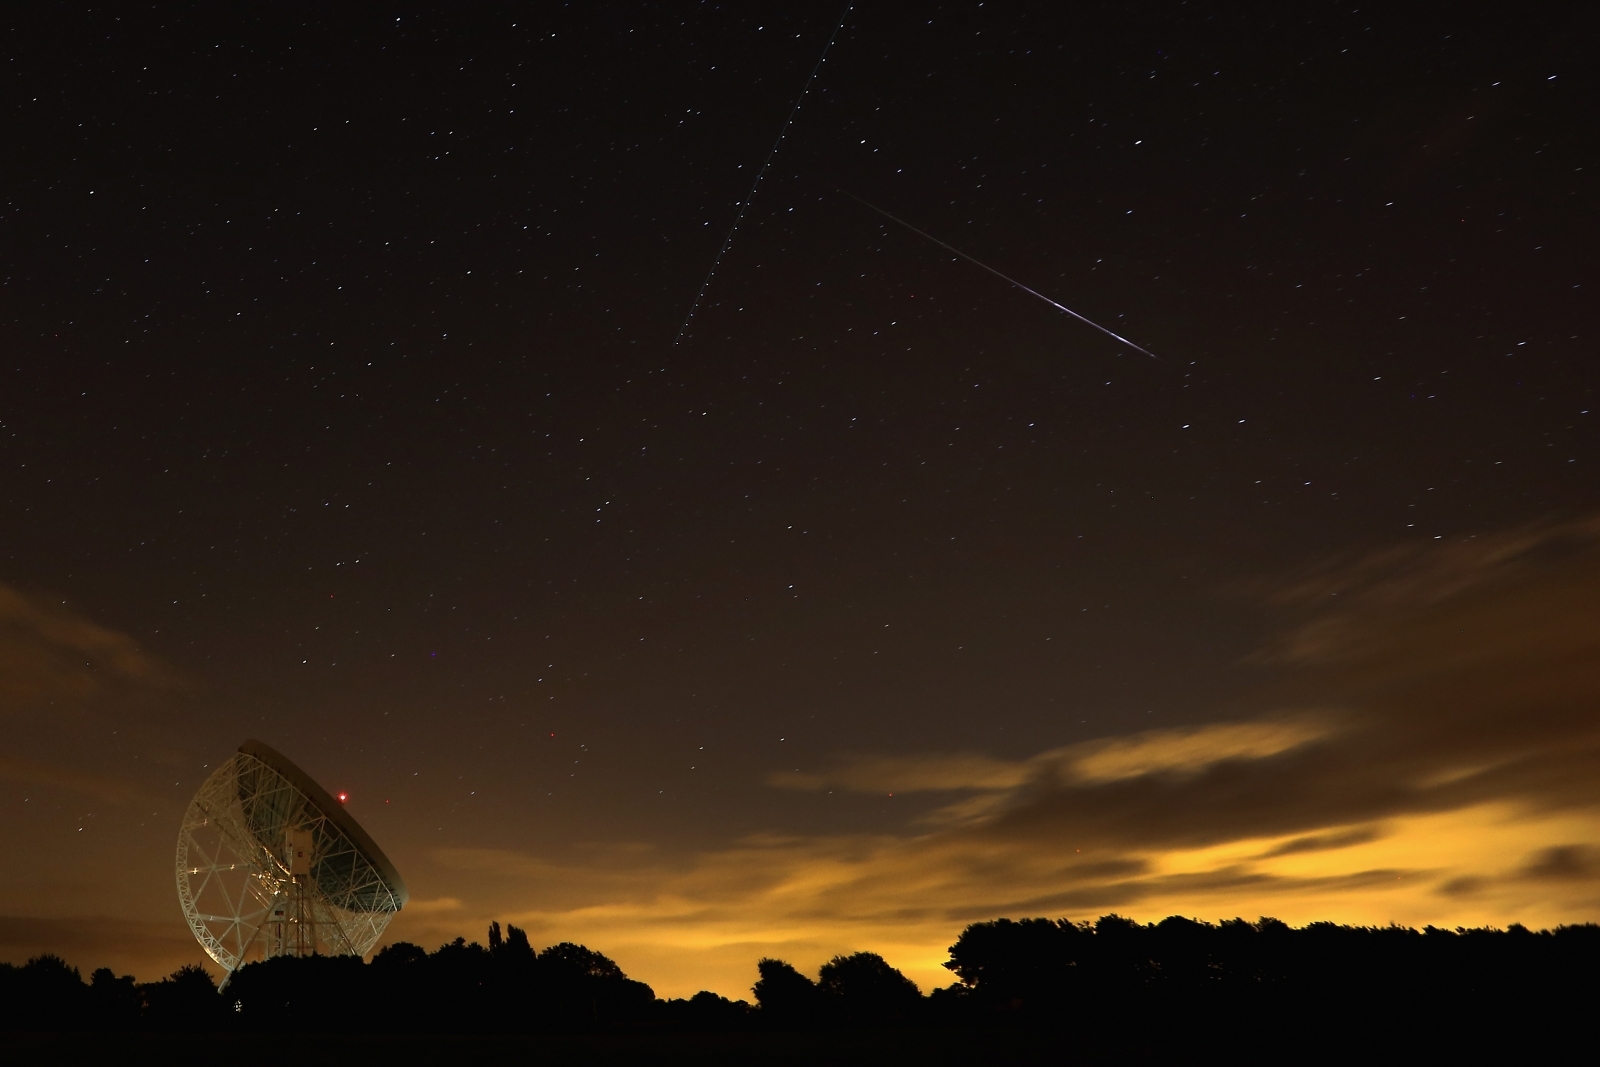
142,963,224,1030
752,958,821,1025
4,912,1597,1044
372,940,428,967
87,967,142,1030
537,941,625,981
943,917,1084,1010
818,952,921,1024
4,955,85,1030
655,988,754,1030
498,924,538,969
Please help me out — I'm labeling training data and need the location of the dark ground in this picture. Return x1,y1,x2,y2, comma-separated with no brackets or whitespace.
0,1025,1537,1066
9,1029,1067,1066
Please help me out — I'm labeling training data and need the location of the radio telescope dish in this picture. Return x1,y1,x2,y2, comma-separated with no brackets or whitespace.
175,739,407,976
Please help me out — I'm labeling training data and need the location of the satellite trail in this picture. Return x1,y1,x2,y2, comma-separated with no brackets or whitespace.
674,4,853,346
840,190,1158,359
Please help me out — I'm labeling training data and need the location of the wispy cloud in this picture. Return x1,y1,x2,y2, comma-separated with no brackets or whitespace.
771,718,1333,794
0,755,160,806
768,752,1029,794
0,582,175,706
431,517,1600,1000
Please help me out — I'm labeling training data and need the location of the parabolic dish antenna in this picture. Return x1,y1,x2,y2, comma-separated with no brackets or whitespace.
176,739,407,975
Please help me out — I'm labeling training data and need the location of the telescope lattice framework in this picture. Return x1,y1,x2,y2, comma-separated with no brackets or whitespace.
176,740,407,974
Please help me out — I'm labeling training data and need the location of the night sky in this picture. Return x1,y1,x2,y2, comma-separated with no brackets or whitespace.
3,3,1597,998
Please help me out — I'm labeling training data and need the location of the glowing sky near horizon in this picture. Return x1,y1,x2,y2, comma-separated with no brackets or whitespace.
0,3,1595,1001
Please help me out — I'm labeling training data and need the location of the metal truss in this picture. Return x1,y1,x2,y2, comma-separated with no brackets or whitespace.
176,750,404,974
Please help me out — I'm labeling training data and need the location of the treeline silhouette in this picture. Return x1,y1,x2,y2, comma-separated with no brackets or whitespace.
4,914,1598,1036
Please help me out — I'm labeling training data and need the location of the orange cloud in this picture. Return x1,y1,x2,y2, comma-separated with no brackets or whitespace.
769,717,1332,798
27,522,1586,998
410,518,1600,1000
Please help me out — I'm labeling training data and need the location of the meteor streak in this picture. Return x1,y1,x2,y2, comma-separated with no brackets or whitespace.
840,190,1158,358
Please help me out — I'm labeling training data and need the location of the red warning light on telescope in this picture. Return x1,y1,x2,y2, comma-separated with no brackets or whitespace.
337,792,348,803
